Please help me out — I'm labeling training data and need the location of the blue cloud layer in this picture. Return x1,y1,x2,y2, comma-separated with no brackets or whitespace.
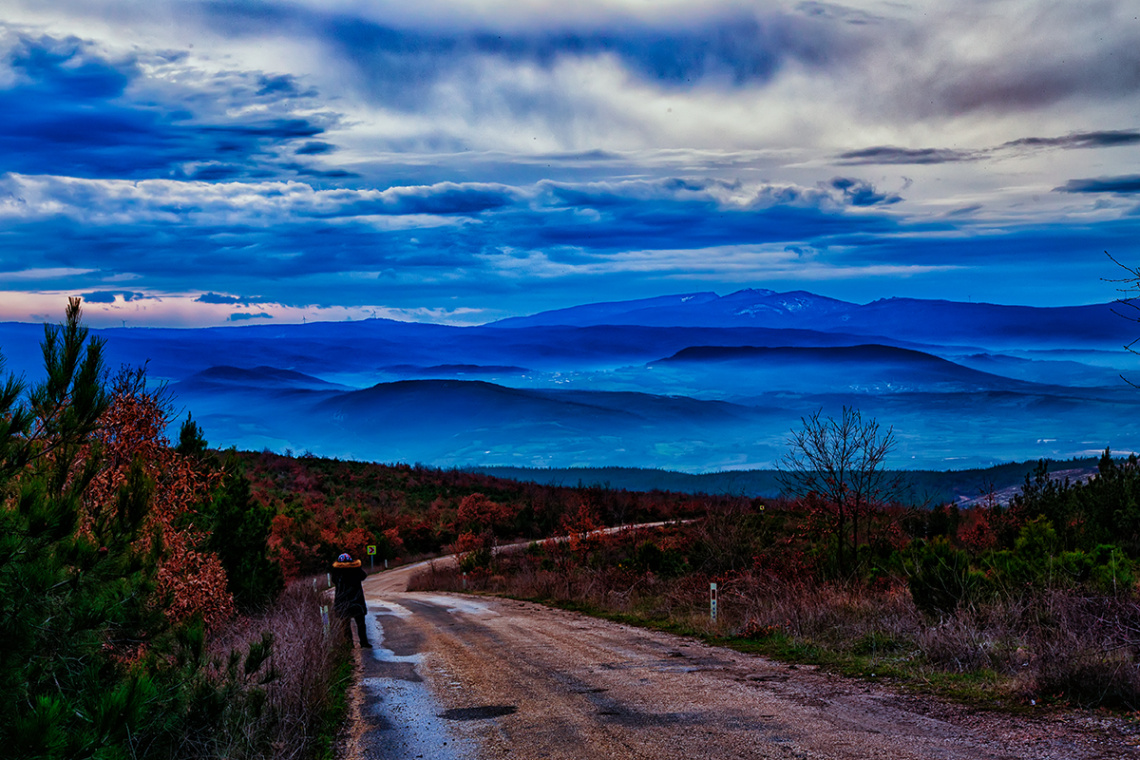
199,1,874,108
3,166,1135,315
0,32,331,181
1,3,1138,324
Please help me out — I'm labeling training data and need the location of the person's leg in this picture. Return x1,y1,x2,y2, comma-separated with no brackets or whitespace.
354,614,372,647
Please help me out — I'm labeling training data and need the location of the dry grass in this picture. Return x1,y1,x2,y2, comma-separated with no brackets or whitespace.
413,551,1140,709
174,582,352,760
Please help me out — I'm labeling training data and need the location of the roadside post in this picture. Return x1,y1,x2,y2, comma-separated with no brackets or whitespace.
710,582,718,623
367,544,376,569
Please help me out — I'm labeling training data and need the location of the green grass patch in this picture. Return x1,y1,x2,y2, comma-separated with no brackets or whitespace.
310,647,356,760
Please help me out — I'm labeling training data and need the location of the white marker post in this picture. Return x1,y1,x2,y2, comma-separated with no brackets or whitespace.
710,582,718,623
366,544,376,570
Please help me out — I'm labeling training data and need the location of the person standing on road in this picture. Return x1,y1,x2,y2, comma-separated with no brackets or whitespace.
332,553,372,648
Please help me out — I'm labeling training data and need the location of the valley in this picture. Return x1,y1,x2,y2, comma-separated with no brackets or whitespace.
1,288,1135,474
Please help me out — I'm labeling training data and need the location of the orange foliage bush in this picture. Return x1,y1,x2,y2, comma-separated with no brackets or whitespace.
562,501,599,554
457,492,516,533
85,383,234,629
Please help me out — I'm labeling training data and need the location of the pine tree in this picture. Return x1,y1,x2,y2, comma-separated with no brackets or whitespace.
207,456,284,612
0,299,168,758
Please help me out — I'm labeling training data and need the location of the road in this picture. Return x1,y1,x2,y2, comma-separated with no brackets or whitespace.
340,560,1138,760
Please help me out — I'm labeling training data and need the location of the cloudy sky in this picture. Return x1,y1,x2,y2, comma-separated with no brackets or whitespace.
1,0,1139,327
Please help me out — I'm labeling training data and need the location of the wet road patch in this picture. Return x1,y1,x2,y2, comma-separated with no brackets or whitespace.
439,705,518,721
362,658,422,682
359,607,474,759
372,612,424,657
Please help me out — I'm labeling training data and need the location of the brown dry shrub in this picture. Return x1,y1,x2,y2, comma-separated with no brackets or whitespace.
176,582,350,760
1019,592,1140,708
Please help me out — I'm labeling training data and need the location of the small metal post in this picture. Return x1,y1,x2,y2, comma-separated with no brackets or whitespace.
710,582,718,623
320,604,329,636
385,558,388,570
462,572,467,590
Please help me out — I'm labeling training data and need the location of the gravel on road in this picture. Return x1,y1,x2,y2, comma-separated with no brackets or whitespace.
339,561,1140,760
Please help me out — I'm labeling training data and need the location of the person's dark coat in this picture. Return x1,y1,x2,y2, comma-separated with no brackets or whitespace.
331,560,367,619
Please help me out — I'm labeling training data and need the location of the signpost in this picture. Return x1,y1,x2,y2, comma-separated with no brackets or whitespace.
366,544,376,569
710,582,718,623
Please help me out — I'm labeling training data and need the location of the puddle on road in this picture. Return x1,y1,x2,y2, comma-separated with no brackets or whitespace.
439,705,517,721
359,609,476,760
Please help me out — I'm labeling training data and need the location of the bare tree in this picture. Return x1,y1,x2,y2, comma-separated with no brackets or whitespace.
1106,251,1140,386
777,407,902,578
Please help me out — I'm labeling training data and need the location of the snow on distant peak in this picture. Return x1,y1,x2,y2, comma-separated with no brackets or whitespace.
733,304,782,317
779,298,810,312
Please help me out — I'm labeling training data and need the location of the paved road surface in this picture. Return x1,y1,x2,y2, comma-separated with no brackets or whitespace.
341,560,1138,759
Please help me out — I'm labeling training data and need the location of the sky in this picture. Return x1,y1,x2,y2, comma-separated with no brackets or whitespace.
0,0,1139,327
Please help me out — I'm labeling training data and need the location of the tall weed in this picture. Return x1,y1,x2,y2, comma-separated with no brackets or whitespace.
173,582,350,760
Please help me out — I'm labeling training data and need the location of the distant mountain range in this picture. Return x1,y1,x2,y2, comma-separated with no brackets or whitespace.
491,289,1130,349
1,289,1138,474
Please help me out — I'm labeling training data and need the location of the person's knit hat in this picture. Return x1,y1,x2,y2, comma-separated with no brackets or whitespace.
337,553,352,562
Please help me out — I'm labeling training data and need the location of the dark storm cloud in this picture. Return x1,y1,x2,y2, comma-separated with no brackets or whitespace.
839,129,1140,166
0,32,333,181
1002,130,1140,150
255,73,314,97
81,290,146,303
829,178,901,206
348,184,517,216
198,1,875,109
228,312,273,321
1057,176,1140,194
196,292,257,305
836,146,976,165
295,141,336,155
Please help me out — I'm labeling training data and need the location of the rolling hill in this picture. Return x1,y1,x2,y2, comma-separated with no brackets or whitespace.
5,287,1139,473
